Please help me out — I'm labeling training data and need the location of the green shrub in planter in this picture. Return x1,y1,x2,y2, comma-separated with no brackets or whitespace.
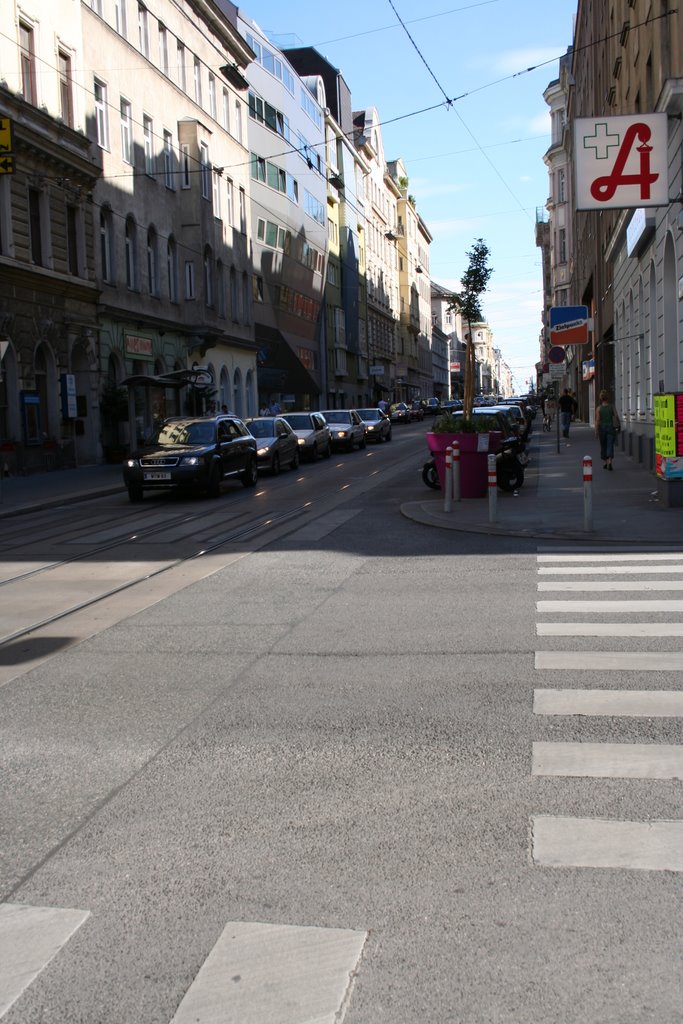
433,412,500,434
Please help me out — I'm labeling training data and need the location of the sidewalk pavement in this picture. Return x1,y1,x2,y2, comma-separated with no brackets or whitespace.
0,424,680,543
401,421,683,544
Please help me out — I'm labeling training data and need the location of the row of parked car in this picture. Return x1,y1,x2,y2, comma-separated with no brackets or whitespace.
122,406,397,502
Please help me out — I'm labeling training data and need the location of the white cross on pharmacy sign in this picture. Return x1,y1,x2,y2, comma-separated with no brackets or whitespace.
574,113,668,210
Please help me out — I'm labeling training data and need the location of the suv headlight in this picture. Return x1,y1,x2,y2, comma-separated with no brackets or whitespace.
180,455,201,466
125,458,138,468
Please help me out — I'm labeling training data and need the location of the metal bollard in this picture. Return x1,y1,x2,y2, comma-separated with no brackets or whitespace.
444,445,453,513
488,453,497,523
451,439,461,502
583,455,593,532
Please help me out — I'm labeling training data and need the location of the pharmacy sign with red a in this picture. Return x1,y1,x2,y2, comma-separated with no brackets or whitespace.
574,114,668,210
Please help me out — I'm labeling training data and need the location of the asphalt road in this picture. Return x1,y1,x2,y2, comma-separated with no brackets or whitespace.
0,421,680,1023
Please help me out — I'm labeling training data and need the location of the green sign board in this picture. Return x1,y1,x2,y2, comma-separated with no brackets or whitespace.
654,394,676,457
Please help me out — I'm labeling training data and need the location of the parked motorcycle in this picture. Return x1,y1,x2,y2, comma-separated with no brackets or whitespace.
422,434,528,493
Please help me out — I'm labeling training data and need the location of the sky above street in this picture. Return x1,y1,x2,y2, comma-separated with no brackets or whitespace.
244,0,578,392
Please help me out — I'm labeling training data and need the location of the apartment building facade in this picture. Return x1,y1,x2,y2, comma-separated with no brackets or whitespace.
0,0,101,472
560,0,682,468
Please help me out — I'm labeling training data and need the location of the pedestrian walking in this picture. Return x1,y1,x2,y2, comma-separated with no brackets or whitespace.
558,388,578,438
595,389,621,470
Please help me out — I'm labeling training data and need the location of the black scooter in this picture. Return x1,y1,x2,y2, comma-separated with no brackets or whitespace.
422,434,528,493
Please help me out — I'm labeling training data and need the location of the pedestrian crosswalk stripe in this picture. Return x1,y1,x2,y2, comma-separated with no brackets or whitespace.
532,741,683,778
0,903,89,1019
538,599,683,612
535,650,683,671
531,816,683,872
537,621,683,636
538,580,683,591
534,688,683,717
537,552,683,562
538,564,683,575
169,921,367,1024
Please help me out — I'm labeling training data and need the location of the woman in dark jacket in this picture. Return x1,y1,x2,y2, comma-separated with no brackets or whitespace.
595,389,621,470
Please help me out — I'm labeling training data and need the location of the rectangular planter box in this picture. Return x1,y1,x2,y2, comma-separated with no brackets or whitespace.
426,431,502,498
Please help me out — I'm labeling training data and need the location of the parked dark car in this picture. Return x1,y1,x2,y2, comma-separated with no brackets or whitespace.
409,400,424,421
422,398,441,416
320,409,366,451
281,411,332,461
123,415,258,502
244,416,300,474
356,407,392,443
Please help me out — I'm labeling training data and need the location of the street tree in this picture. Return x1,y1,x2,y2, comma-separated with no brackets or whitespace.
449,239,493,421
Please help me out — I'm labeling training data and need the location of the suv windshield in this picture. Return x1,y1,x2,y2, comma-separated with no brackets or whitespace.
154,421,215,446
357,409,380,420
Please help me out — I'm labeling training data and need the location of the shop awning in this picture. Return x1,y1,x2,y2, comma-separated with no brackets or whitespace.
120,368,214,390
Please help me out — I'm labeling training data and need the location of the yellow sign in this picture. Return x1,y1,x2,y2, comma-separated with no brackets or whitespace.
654,394,676,457
0,118,14,175
0,118,12,153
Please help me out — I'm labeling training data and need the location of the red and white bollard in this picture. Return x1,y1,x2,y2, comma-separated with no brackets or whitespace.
488,453,498,523
444,445,453,512
583,455,593,532
451,439,461,502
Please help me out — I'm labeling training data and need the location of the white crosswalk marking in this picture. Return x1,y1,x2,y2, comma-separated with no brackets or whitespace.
169,922,367,1024
531,548,683,872
0,903,89,1019
534,688,683,716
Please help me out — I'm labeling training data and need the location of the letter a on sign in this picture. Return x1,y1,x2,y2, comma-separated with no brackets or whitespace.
574,114,668,210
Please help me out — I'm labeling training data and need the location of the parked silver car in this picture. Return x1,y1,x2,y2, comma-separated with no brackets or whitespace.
356,408,392,443
281,411,332,461
243,416,300,474
319,409,366,452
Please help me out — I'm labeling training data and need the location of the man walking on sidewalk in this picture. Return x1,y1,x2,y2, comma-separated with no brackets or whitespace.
559,388,578,438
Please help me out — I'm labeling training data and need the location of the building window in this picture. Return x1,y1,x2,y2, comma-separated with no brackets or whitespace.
28,187,44,266
242,272,250,323
212,169,221,218
234,100,242,143
100,207,114,282
558,227,567,264
115,0,128,36
143,115,154,175
557,168,566,203
167,236,178,302
66,203,81,275
208,73,216,119
163,130,174,188
239,187,246,233
230,266,238,320
94,79,109,148
147,226,159,295
222,88,230,131
177,41,186,91
217,261,226,317
125,216,138,289
19,23,37,105
193,55,202,106
58,51,74,127
225,178,234,225
185,260,195,300
120,98,132,164
199,142,210,199
203,246,214,307
138,3,149,57
158,24,169,75
180,144,191,189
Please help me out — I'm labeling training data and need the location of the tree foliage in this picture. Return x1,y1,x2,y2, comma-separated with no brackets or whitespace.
449,238,493,421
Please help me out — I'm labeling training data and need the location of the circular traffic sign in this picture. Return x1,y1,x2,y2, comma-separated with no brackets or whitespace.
547,345,566,364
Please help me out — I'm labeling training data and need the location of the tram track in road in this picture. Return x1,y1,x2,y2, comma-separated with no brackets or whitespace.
0,435,423,682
